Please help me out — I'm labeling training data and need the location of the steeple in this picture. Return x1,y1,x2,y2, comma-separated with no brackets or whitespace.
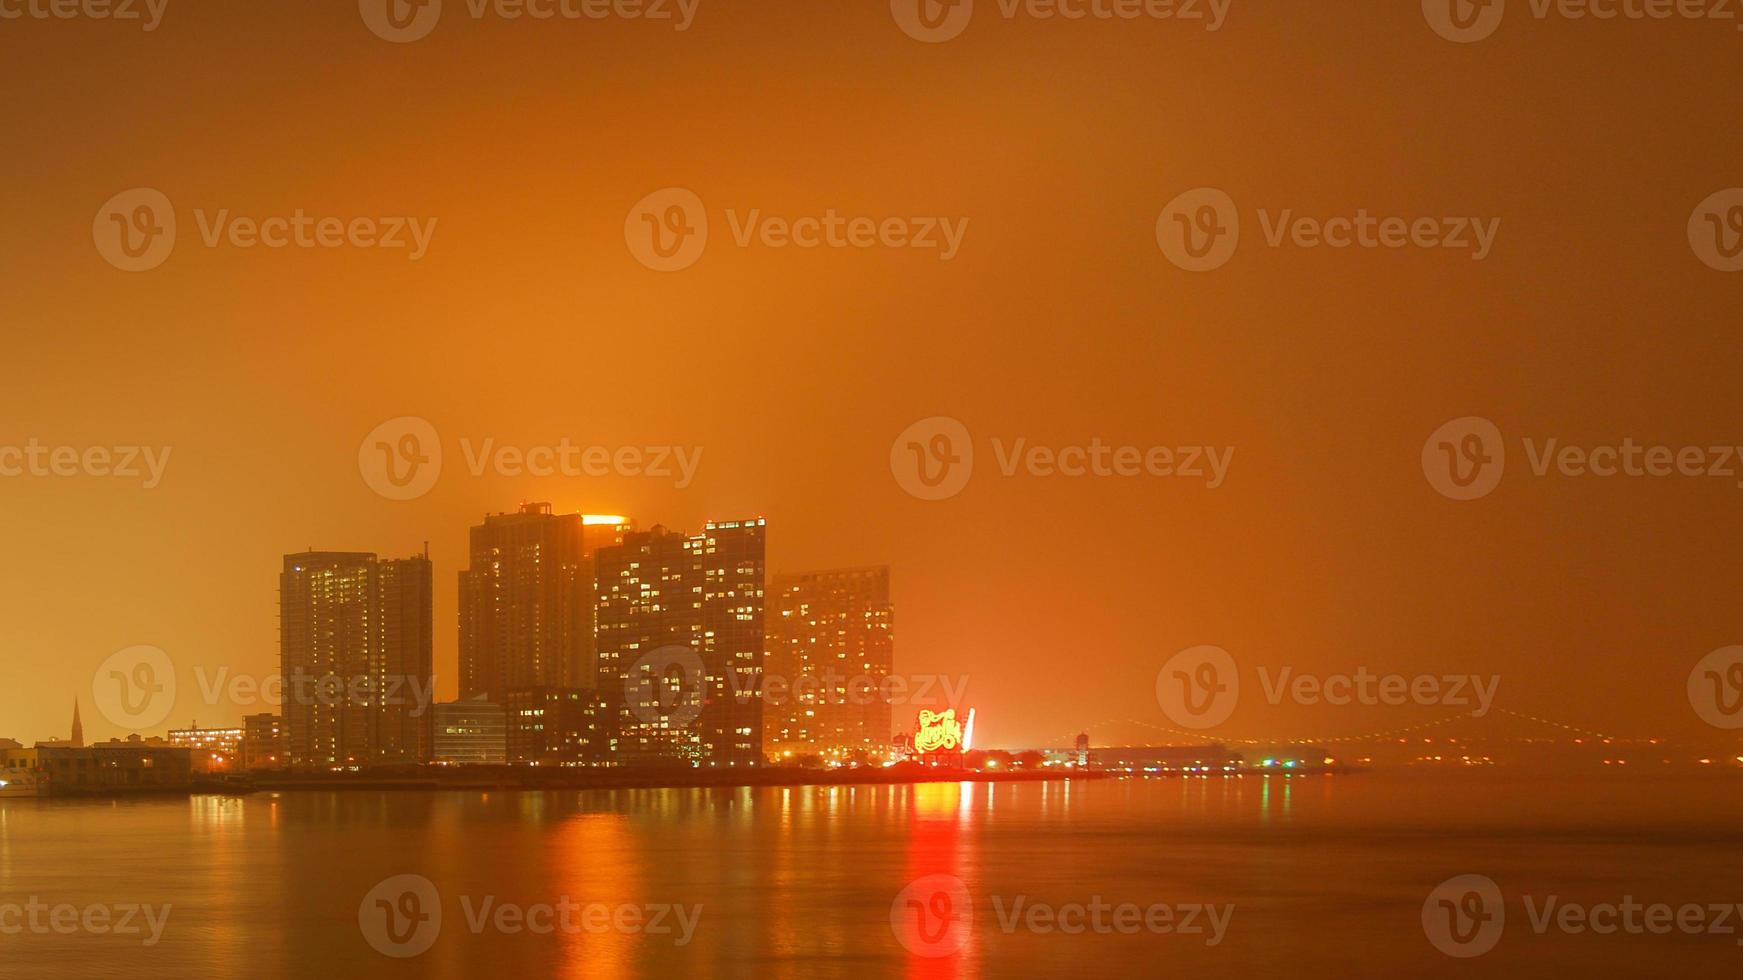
71,698,84,748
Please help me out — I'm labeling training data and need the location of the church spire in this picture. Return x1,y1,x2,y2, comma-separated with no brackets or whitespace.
71,698,84,748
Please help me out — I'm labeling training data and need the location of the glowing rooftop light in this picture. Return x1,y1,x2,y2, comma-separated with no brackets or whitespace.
583,515,629,526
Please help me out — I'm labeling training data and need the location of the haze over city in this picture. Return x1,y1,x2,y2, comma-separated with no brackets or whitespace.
4,2,1743,976
6,6,1742,757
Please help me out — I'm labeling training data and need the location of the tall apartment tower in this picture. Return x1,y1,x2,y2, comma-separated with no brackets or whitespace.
595,519,766,766
766,567,895,760
457,504,630,699
279,550,433,768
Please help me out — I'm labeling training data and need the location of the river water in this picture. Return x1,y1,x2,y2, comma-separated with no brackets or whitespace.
1,773,1739,978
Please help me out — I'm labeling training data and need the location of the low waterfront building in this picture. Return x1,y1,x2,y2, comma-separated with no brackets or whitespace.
0,742,41,797
432,697,507,765
31,737,193,796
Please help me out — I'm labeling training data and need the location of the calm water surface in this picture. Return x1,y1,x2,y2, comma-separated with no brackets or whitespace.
2,774,1740,978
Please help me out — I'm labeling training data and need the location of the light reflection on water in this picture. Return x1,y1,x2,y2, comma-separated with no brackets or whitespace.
1,774,1740,978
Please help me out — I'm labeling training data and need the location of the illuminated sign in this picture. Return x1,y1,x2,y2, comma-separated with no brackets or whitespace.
914,709,964,753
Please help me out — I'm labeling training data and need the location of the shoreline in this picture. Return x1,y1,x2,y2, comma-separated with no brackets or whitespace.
232,767,1102,795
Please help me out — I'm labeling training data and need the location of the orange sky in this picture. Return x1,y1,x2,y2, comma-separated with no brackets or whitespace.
2,1,1741,749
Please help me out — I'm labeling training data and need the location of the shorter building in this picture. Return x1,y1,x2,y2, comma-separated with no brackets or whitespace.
31,738,193,796
503,688,612,766
432,698,507,765
0,742,41,798
169,725,245,773
241,714,287,770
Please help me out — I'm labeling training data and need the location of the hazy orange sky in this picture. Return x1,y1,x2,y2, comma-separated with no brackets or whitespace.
3,1,1741,749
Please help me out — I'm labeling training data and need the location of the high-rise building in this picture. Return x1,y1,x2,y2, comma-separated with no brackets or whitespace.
279,550,434,768
595,519,766,767
503,688,611,766
766,567,895,761
432,697,507,765
458,505,630,699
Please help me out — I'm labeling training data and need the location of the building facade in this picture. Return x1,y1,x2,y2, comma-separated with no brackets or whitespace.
279,550,434,768
33,739,193,796
168,725,244,773
241,714,287,770
503,688,611,765
595,520,766,767
432,698,507,765
765,566,895,761
459,505,630,698
0,742,40,798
